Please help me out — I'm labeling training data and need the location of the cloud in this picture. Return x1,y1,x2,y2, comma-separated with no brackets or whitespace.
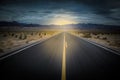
0,0,120,25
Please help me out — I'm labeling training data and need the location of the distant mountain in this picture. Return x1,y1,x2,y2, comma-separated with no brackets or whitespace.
0,21,40,27
63,23,120,31
0,21,120,31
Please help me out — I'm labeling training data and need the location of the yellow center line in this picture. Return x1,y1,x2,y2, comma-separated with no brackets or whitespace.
61,33,66,80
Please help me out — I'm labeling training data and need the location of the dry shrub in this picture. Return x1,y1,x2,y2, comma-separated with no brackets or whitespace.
101,37,107,40
0,48,4,53
109,41,120,47
82,33,91,38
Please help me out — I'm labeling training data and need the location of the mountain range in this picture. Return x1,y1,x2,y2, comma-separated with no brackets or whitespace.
0,21,120,30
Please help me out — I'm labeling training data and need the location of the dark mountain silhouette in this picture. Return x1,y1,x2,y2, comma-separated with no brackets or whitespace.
65,23,120,30
0,21,40,27
0,21,120,31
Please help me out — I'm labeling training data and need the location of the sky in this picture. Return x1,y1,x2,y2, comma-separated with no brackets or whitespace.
0,0,120,25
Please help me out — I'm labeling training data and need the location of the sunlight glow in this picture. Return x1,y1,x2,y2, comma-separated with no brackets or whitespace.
53,19,75,25
49,14,77,25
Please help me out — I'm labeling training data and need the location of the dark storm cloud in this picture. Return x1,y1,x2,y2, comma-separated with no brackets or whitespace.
0,7,13,13
0,0,120,25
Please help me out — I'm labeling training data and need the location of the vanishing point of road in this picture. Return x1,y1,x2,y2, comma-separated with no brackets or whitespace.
0,33,120,80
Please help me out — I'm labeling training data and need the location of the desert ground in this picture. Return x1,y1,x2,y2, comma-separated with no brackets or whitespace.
0,31,58,55
70,31,120,53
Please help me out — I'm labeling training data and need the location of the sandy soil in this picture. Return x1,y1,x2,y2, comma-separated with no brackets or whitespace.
70,32,120,53
0,31,59,56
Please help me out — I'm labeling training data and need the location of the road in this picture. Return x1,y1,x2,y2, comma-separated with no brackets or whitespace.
0,32,120,80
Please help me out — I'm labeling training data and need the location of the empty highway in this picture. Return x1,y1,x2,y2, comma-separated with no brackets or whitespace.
0,33,120,80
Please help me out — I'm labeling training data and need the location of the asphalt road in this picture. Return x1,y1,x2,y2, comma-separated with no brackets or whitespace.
0,33,120,80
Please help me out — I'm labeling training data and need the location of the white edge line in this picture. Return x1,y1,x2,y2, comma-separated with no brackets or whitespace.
70,33,120,56
0,33,61,60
